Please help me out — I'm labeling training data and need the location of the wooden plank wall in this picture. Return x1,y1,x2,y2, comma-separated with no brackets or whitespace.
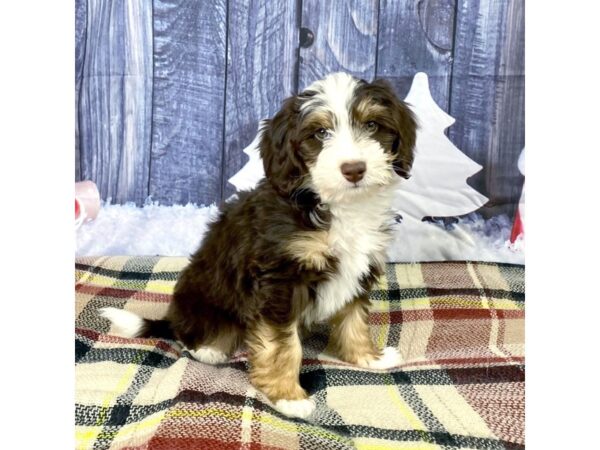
222,0,299,199
149,0,227,205
449,0,525,218
298,0,378,89
76,0,524,219
78,0,153,204
75,0,86,183
377,0,455,113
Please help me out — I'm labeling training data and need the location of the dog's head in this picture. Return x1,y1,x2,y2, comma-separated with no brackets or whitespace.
259,72,417,204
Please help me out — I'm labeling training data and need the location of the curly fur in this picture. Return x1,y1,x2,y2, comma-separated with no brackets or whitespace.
100,72,417,419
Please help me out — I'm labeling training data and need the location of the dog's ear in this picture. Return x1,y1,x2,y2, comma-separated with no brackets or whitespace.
259,97,307,196
371,79,418,179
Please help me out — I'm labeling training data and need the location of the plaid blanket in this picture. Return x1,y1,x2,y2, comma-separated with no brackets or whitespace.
75,257,524,450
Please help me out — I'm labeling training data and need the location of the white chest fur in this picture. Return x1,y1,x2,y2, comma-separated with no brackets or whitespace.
303,189,393,326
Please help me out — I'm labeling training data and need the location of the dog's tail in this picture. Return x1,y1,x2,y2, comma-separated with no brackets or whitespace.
99,307,175,340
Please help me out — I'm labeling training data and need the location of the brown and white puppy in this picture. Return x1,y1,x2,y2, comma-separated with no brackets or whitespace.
100,72,417,419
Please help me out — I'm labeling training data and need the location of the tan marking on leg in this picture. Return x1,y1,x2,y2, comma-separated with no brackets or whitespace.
246,320,307,402
286,230,331,271
329,298,381,367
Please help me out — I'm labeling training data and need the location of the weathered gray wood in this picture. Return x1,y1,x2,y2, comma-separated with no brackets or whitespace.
75,0,86,182
74,0,525,221
449,0,525,219
298,0,379,91
376,0,456,110
222,0,299,199
78,0,153,204
149,0,227,206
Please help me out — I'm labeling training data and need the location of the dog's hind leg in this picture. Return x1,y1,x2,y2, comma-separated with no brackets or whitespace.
170,301,242,365
188,325,241,364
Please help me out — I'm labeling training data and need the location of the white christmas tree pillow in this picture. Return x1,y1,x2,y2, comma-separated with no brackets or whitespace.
228,73,490,262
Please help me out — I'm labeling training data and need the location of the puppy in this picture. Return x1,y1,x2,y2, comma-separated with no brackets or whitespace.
100,72,417,419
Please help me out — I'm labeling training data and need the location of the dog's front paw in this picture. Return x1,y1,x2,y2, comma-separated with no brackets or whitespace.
273,397,316,419
367,346,402,370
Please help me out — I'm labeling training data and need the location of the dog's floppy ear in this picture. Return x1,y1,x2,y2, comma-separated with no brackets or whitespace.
259,96,307,196
371,79,418,179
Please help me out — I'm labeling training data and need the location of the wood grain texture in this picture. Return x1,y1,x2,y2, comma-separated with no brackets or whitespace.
376,0,456,110
78,0,153,204
149,0,227,206
75,0,86,182
449,0,525,218
74,0,525,220
222,0,299,199
298,0,378,91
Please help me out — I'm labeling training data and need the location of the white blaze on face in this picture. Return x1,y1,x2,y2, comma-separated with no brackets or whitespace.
302,73,395,204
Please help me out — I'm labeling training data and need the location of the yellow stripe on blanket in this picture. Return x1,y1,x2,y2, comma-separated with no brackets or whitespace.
371,297,522,311
75,426,103,450
144,280,176,294
167,407,348,444
392,263,427,289
75,271,176,294
75,412,166,450
76,357,146,448
75,271,115,287
355,437,443,450
386,384,428,434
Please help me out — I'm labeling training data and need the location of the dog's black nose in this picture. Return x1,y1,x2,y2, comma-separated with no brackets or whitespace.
341,161,366,183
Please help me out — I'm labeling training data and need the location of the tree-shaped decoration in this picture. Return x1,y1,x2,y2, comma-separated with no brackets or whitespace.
392,72,487,219
227,127,266,192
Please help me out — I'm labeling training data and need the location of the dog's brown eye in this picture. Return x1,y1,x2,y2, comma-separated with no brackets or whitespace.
315,128,331,141
365,121,379,133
